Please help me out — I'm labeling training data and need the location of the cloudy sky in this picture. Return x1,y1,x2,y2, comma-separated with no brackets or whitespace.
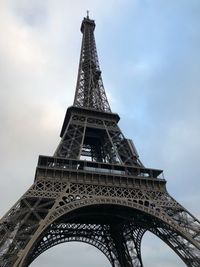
0,0,200,266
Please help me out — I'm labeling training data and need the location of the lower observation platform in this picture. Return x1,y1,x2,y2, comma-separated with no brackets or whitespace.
35,155,165,188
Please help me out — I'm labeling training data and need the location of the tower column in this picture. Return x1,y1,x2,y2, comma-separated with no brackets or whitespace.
110,224,144,267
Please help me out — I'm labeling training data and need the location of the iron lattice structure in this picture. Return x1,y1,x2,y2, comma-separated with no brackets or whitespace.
0,15,200,267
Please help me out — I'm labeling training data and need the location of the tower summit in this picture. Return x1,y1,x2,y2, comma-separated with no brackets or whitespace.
0,16,200,267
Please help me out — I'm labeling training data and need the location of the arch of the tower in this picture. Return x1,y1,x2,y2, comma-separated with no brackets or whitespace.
30,231,118,266
20,200,199,267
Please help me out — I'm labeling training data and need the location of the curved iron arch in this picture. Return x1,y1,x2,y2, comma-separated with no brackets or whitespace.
29,233,117,266
46,197,199,248
18,198,200,267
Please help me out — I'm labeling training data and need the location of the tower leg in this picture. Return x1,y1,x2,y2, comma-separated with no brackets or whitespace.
110,225,144,267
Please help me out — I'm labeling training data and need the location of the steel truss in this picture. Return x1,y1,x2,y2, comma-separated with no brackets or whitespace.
27,223,144,267
0,167,200,266
0,14,200,267
55,108,142,167
73,16,111,112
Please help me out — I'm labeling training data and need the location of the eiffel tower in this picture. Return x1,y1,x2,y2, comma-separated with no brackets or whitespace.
0,14,200,267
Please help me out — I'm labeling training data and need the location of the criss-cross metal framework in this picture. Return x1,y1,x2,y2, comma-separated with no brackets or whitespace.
0,15,200,267
73,16,111,112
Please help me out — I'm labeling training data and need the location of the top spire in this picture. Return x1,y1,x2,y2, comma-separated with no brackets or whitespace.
73,16,111,112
